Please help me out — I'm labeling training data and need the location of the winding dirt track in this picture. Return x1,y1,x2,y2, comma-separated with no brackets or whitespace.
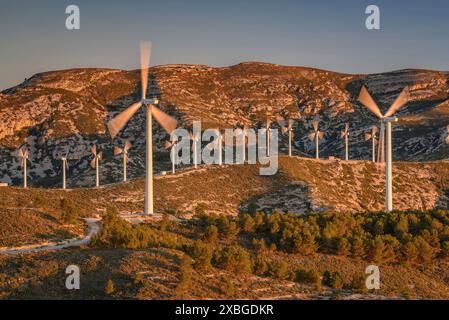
0,218,101,255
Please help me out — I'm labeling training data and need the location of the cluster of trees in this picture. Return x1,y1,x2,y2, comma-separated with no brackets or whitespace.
91,207,184,249
232,210,449,265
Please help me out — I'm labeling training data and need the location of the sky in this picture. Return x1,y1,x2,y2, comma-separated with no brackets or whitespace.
1,0,449,90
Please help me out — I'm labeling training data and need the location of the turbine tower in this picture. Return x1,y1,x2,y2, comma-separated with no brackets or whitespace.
17,147,29,188
107,42,177,215
340,123,350,160
61,155,69,189
165,139,178,174
114,141,132,182
358,86,410,212
364,126,379,163
309,119,324,160
90,145,102,188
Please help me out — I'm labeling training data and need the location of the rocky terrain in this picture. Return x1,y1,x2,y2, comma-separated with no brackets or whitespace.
0,64,448,188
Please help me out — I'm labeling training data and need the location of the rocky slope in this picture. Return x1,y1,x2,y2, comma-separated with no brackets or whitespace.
0,64,448,187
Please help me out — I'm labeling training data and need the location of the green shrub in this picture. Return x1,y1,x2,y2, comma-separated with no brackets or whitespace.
214,245,252,274
189,240,212,270
175,256,193,294
203,225,218,243
323,271,344,289
270,259,291,280
60,198,79,224
295,268,321,286
241,214,256,233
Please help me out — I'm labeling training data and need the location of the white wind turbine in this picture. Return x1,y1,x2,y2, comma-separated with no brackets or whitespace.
364,126,379,163
164,139,178,174
358,86,410,212
309,119,324,159
277,116,295,157
261,113,273,156
114,140,132,182
107,42,177,215
61,153,69,190
340,122,350,160
17,147,29,188
189,131,200,168
90,145,103,188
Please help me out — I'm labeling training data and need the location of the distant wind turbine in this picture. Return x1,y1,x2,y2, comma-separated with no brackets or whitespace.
277,116,295,157
189,131,200,168
364,126,379,163
61,154,69,190
114,140,132,182
107,42,177,215
90,145,103,188
17,147,29,188
358,86,410,212
164,139,178,174
309,119,324,160
340,122,350,161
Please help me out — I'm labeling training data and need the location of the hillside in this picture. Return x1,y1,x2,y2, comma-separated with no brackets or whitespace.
1,157,448,219
0,64,448,188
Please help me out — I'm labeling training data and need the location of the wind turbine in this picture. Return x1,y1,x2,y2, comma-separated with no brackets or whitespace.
261,113,273,156
17,147,29,188
114,140,132,182
165,139,178,174
277,116,295,157
364,126,379,163
340,122,350,160
107,42,177,215
61,154,69,190
358,86,410,212
308,120,324,159
90,145,103,188
189,131,200,168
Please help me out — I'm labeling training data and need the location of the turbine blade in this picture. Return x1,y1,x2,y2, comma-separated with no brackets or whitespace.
164,140,173,149
364,132,372,141
97,152,103,160
312,120,319,132
345,123,349,132
91,145,97,156
358,86,382,118
140,41,152,100
114,146,123,156
384,87,410,117
281,127,288,135
151,106,177,133
124,140,132,152
18,148,24,158
90,158,96,169
108,102,142,139
318,132,325,140
308,132,316,141
288,119,294,129
373,126,379,134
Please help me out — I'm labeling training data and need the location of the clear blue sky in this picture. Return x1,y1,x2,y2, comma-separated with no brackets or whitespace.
1,0,448,90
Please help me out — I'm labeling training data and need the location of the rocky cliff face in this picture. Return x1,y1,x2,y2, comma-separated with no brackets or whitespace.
0,63,448,187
